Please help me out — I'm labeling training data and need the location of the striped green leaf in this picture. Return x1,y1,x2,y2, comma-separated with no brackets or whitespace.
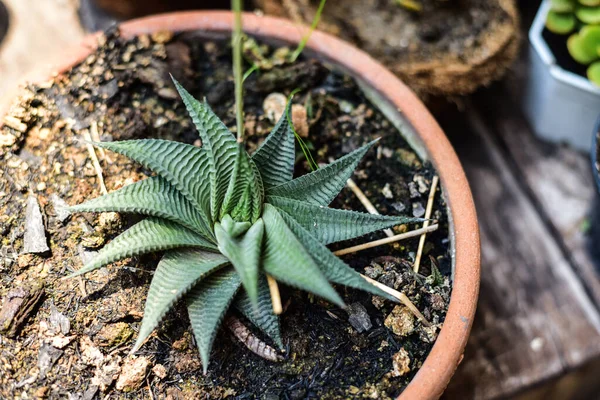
268,196,421,245
234,274,283,349
186,268,242,373
68,217,218,278
267,140,376,206
252,101,295,188
69,176,213,240
261,204,344,307
277,209,396,302
172,78,238,221
215,218,264,308
220,144,263,223
93,139,212,228
133,249,229,352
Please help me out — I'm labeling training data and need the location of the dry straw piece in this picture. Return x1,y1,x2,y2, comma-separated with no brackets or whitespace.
413,175,439,273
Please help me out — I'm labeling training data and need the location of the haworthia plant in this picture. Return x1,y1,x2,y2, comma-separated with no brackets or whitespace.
65,78,421,372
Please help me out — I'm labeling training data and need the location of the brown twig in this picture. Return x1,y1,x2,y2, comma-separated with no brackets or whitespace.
266,274,283,315
413,175,439,273
360,274,431,327
226,316,283,361
346,178,394,237
333,224,439,256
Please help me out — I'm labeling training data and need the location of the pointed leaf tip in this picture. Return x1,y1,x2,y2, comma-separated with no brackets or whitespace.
261,204,345,308
134,249,228,352
267,140,377,206
252,101,295,188
186,268,241,373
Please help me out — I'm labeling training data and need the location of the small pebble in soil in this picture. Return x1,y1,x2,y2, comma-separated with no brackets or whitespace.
152,364,167,380
116,357,150,392
412,202,426,217
23,195,50,254
263,92,287,123
38,343,63,379
408,182,421,199
384,305,415,337
346,302,373,333
382,183,394,199
49,194,71,223
388,348,411,377
93,355,122,392
49,303,70,335
96,322,134,347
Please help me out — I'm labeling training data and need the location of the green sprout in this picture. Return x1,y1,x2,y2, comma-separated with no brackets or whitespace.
546,0,600,85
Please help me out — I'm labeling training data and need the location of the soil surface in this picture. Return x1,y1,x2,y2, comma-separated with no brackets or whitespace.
542,28,590,80
0,28,451,399
256,0,520,97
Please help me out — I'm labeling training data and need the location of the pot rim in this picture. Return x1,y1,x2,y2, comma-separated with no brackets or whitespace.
5,11,480,399
530,0,600,95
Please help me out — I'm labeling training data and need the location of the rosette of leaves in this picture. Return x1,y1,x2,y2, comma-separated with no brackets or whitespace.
66,79,420,372
546,0,600,85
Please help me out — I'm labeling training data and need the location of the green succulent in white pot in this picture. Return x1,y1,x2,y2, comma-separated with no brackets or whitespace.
524,0,600,151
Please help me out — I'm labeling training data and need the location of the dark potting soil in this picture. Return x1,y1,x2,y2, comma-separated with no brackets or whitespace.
0,28,451,399
542,28,589,80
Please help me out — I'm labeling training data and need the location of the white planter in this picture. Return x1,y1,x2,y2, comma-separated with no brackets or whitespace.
524,0,600,152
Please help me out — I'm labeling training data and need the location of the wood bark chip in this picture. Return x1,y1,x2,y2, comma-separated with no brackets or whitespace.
226,316,283,362
0,280,45,337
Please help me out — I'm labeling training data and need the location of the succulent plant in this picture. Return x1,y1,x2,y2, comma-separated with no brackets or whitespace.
66,78,420,372
546,0,600,85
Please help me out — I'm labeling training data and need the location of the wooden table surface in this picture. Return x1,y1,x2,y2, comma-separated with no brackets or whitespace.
2,1,600,399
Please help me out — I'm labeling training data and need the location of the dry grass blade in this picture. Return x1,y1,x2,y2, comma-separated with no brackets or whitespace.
346,178,394,237
333,224,439,256
266,274,283,315
413,175,439,273
82,129,107,195
360,274,431,327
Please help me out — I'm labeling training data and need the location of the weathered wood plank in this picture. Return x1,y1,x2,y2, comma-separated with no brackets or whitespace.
441,106,600,399
473,69,600,312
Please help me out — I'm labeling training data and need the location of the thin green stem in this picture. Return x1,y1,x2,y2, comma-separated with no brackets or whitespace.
232,0,244,142
242,64,259,82
290,0,327,62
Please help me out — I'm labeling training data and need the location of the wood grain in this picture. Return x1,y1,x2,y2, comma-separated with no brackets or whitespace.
442,105,600,399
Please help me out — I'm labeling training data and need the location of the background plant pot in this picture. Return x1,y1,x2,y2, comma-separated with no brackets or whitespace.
255,0,520,98
592,116,600,192
78,0,230,31
5,11,480,399
523,0,600,152
0,0,8,47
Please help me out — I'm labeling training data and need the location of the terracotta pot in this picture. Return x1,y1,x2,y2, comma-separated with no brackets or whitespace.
5,11,480,399
255,0,520,98
91,0,229,19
